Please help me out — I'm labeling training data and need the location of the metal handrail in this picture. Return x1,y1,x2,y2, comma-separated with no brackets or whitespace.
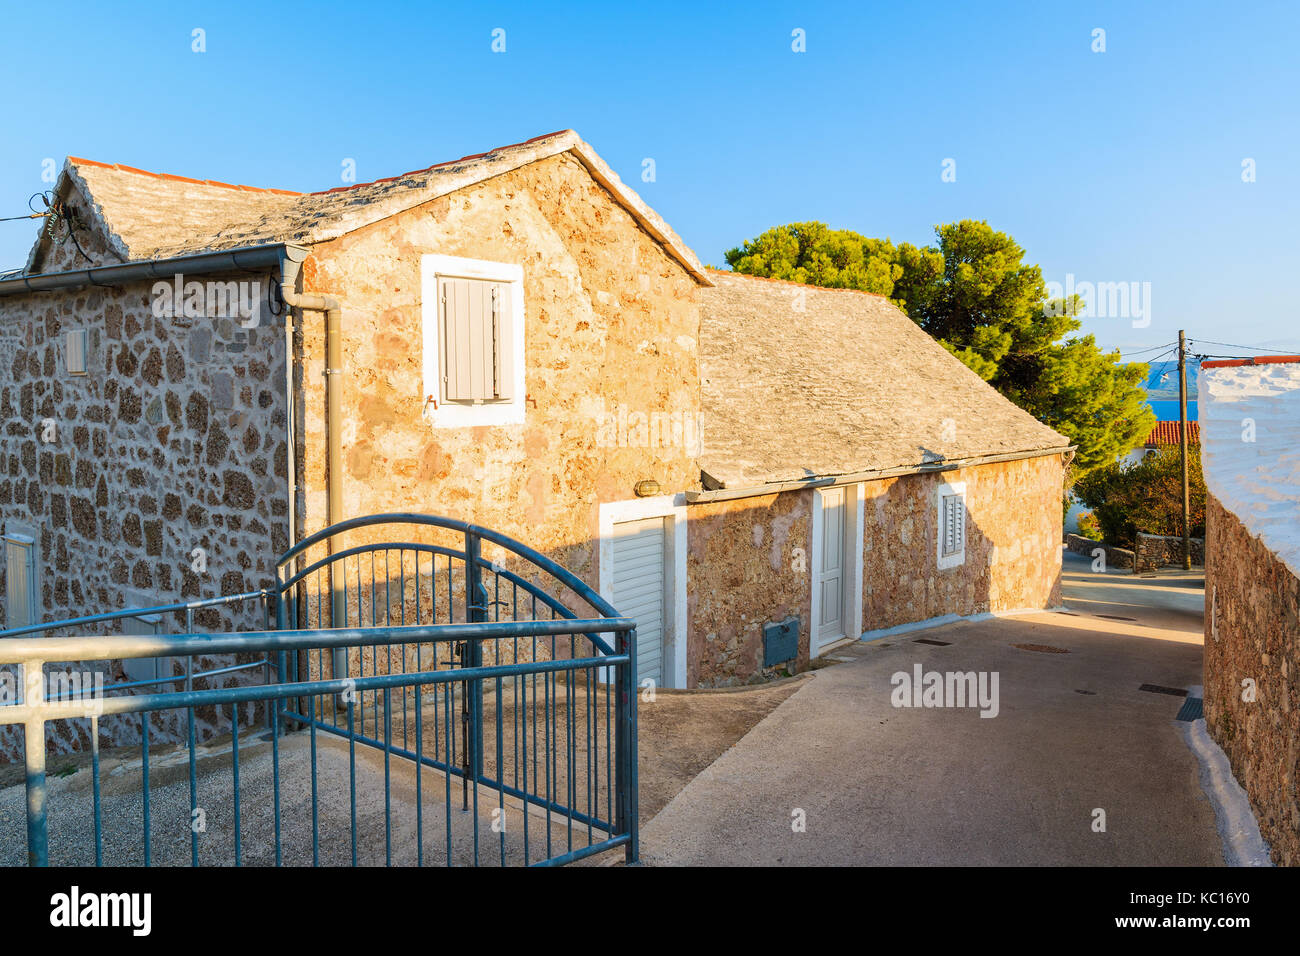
0,618,634,664
57,658,270,697
0,588,273,639
2,653,628,721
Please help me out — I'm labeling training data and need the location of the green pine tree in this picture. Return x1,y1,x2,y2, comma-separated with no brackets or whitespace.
725,219,1154,478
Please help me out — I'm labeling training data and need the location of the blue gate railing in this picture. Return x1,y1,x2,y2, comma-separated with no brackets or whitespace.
0,513,640,867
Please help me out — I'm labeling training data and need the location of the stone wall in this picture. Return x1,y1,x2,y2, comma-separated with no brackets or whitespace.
1135,532,1204,572
1064,533,1135,570
687,489,812,687
1203,494,1300,866
294,152,703,609
0,281,289,630
686,454,1065,686
0,272,290,757
862,455,1065,631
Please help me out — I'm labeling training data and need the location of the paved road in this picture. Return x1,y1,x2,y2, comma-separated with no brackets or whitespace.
639,550,1223,865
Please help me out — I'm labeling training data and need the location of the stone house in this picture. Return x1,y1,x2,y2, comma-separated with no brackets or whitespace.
1199,355,1300,865
0,129,1071,696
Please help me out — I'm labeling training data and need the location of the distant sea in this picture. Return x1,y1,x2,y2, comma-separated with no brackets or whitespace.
1143,361,1197,421
1148,399,1197,421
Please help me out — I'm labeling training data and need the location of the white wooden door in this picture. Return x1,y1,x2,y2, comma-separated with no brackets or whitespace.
609,517,667,686
817,488,846,647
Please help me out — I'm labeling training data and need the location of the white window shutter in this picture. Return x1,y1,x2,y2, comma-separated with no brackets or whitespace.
467,278,489,400
940,494,965,558
949,498,956,554
4,534,37,628
492,283,513,401
440,276,513,404
440,277,474,402
66,329,87,375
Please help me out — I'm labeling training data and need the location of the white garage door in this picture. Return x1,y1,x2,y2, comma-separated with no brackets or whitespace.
609,516,666,686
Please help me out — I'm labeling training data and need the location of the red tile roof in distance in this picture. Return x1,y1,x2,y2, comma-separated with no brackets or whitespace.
1200,355,1300,369
1146,421,1199,446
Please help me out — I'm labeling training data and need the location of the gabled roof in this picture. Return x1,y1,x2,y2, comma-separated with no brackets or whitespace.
698,270,1071,489
1145,421,1199,446
29,130,709,283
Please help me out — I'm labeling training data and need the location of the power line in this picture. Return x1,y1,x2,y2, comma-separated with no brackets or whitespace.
3,191,55,221
1139,345,1180,369
1189,338,1295,354
947,336,1176,362
1118,341,1178,360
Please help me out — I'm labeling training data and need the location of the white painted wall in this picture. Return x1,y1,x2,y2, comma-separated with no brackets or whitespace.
1199,362,1300,577
1122,447,1157,467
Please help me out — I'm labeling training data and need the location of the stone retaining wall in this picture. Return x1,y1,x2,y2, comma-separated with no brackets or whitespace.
1064,533,1134,569
1203,494,1299,866
1134,532,1204,572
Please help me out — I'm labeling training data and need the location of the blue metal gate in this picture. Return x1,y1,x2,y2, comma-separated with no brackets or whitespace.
0,513,639,867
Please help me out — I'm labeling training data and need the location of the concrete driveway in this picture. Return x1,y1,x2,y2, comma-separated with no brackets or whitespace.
640,550,1224,865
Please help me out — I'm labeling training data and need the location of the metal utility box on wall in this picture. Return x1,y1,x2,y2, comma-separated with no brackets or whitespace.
763,616,799,667
119,609,166,685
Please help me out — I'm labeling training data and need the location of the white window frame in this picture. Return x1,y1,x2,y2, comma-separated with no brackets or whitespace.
597,495,688,689
936,481,967,570
420,254,526,428
3,523,39,629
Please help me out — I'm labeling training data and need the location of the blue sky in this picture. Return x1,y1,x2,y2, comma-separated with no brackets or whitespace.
1,0,1296,358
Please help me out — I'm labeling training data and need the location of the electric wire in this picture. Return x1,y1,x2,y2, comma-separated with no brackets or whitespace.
1118,341,1179,360
1189,338,1293,353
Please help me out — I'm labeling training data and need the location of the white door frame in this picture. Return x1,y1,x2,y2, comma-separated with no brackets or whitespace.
598,494,688,689
809,484,865,655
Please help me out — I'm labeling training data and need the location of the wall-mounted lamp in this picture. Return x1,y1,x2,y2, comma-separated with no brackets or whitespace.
634,479,661,498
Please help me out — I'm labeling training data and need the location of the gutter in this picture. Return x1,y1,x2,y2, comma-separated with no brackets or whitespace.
0,244,295,297
686,445,1077,504
275,250,346,641
0,241,316,584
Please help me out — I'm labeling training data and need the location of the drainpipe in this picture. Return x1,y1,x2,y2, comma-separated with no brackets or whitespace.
278,250,347,671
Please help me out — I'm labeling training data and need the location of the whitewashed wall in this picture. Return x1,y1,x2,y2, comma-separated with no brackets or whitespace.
1198,361,1300,576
